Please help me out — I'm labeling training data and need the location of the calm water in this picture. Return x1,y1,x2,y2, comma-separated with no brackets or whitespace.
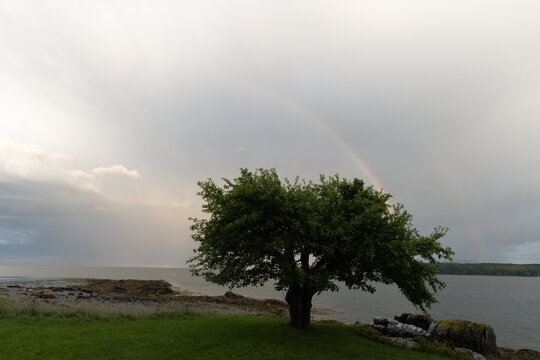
0,263,538,350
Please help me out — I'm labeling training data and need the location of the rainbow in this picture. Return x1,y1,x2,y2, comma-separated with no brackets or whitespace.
221,76,483,257
262,92,386,192
226,77,387,193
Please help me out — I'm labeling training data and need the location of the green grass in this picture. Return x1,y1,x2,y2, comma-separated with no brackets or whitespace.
0,299,456,360
0,297,133,320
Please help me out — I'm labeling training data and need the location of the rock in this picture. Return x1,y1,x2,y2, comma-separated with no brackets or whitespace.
385,322,430,338
499,347,540,360
394,312,434,331
373,317,395,327
516,349,540,360
455,347,487,360
78,279,174,297
77,292,90,299
224,291,245,299
140,281,174,295
38,289,55,299
432,320,497,355
371,316,431,339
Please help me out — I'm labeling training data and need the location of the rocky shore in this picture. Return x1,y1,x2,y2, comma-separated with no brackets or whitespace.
0,278,332,318
369,312,540,360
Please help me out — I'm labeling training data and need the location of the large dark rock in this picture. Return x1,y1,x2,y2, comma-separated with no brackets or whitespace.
372,317,429,339
515,349,540,360
432,320,497,355
139,280,174,295
79,279,174,297
386,322,429,338
224,291,245,299
499,348,540,360
373,317,394,327
394,312,434,331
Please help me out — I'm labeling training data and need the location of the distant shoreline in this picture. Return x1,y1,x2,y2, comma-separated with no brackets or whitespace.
437,263,540,277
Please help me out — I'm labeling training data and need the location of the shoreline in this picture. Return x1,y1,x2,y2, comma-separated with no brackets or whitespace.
0,278,334,318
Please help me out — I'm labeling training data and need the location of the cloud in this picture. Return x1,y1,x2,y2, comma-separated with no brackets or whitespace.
0,138,141,195
1,1,540,265
0,138,195,265
0,138,69,179
65,170,94,179
0,178,195,266
91,165,141,178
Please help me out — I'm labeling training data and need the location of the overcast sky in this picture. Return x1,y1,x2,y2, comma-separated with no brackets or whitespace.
1,0,539,266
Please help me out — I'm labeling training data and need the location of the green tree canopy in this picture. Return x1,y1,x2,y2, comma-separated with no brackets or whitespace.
189,168,453,329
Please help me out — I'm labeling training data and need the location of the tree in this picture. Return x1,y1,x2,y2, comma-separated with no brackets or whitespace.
188,168,453,329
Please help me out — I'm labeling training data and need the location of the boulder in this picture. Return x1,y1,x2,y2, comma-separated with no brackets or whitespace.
499,348,540,360
373,317,395,327
140,280,174,295
386,322,429,338
394,312,434,331
78,279,174,297
38,289,55,299
516,349,540,360
372,317,430,339
432,320,497,355
224,291,245,299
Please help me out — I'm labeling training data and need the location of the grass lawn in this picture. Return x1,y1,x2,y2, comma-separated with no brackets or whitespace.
0,310,458,360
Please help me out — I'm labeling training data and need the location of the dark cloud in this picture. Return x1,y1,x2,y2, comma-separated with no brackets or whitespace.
0,178,193,266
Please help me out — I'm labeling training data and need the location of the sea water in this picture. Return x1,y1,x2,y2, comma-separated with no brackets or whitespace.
0,263,537,350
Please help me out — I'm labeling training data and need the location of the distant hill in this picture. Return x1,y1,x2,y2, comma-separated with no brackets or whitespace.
436,263,540,277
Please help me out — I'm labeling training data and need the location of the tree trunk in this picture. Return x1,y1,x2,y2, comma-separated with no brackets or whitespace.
285,285,315,329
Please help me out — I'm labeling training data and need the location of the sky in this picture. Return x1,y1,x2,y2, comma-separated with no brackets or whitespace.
1,0,539,266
